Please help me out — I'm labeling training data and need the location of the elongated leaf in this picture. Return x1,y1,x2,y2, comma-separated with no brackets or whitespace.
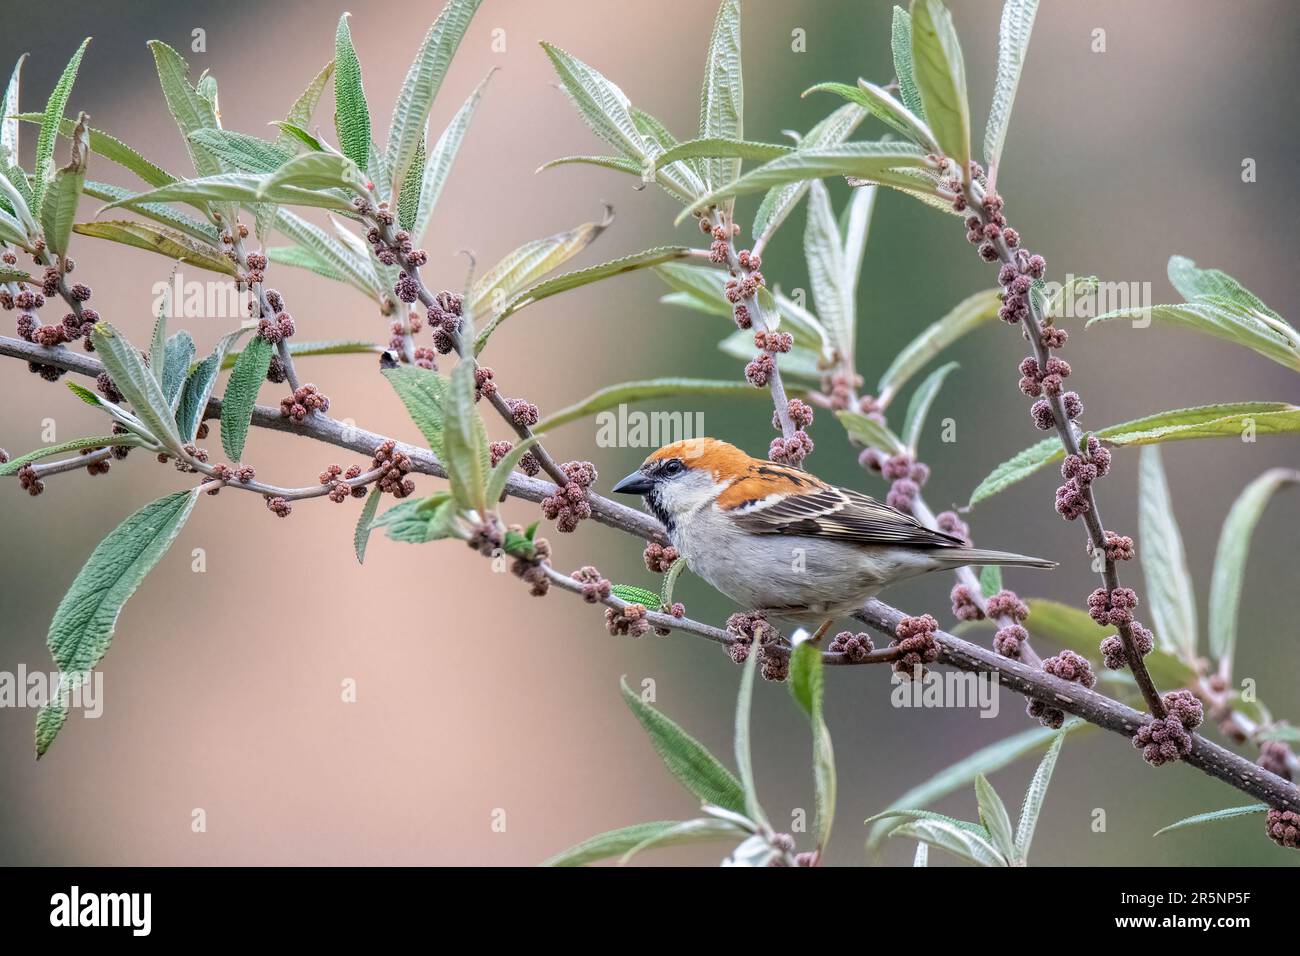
223,338,380,369
474,246,693,353
910,0,969,174
618,676,746,813
387,0,481,195
544,820,702,867
353,487,383,565
913,842,929,867
536,378,763,432
81,182,217,244
189,129,293,173
540,42,648,162
39,114,88,258
969,402,1300,506
73,220,238,275
1208,469,1298,666
373,494,460,544
90,323,184,451
484,435,541,506
101,171,356,216
752,102,865,243
985,0,1039,175
868,719,1086,850
789,641,836,852
470,211,613,320
161,331,195,410
973,774,1015,861
1138,446,1197,658
37,489,199,757
442,358,490,513
269,209,381,301
734,632,768,828
1014,727,1064,861
804,79,937,151
610,584,661,608
266,244,348,283
891,6,926,120
0,55,26,169
892,818,1006,866
654,261,732,317
536,153,643,177
397,136,425,232
623,816,750,866
34,38,90,210
220,335,272,461
0,166,38,237
409,70,491,245
902,361,958,452
651,138,790,174
836,409,907,455
804,180,853,358
839,179,877,298
263,150,365,194
0,434,146,476
1090,302,1300,373
1153,804,1267,837
677,141,927,223
980,565,1003,597
698,0,743,198
175,326,247,442
382,366,446,459
276,60,334,153
333,14,371,170
148,41,222,180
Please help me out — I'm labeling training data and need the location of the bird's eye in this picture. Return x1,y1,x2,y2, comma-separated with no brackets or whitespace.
663,459,684,477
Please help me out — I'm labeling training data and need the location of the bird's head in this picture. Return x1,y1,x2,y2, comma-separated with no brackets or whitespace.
611,437,751,530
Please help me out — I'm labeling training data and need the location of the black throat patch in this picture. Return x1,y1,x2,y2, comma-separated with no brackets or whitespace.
643,487,674,534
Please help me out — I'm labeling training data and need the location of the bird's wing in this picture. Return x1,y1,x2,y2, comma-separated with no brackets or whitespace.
728,485,965,548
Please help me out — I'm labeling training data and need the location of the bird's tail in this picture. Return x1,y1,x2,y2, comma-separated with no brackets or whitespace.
938,548,1056,570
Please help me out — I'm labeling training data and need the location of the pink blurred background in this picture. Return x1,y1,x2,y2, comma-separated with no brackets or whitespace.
1,0,1297,865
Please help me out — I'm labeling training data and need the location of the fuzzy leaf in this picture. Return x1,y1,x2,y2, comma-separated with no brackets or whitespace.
974,773,1016,861
734,630,768,829
618,676,746,814
979,564,1003,597
1153,804,1267,837
222,338,380,370
804,180,853,359
891,818,1006,867
442,358,490,513
148,41,223,180
540,42,649,163
544,820,716,867
1013,725,1064,861
175,327,247,443
789,641,836,852
969,402,1300,506
80,183,217,245
90,322,184,451
101,171,357,216
408,70,491,246
651,137,790,174
984,0,1039,172
0,434,146,476
891,6,926,120
268,209,382,301
353,486,383,565
189,129,294,173
276,61,334,152
333,14,371,170
1138,446,1198,658
39,114,88,258
836,409,907,455
909,0,970,174
34,38,90,210
804,79,937,151
219,335,273,461
0,55,26,169
73,220,238,275
37,489,198,757
902,360,958,452
610,585,662,608
382,366,446,460
698,0,744,198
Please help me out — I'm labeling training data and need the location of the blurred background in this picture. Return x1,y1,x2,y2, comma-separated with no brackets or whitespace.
1,0,1297,866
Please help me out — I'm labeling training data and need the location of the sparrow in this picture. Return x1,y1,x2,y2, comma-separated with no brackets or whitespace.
612,438,1054,640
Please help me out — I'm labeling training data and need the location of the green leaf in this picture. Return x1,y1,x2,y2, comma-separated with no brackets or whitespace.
891,6,926,120
148,41,223,180
223,338,380,369
353,486,383,564
698,0,743,199
397,136,425,232
610,584,661,608
33,38,90,211
38,114,88,258
442,358,490,513
470,211,613,322
485,435,541,507
1208,469,1299,667
373,494,459,544
101,171,357,216
621,816,751,866
386,0,482,196
909,0,970,174
913,842,929,867
1153,804,1267,838
970,402,1300,506
618,676,746,813
382,365,446,459
0,55,26,169
175,326,247,443
803,180,853,359
72,220,238,275
536,154,642,177
1089,257,1300,372
262,150,366,194
90,322,184,452
734,630,768,829
789,641,836,852
268,209,382,301
1257,726,1300,744
36,489,199,757
80,183,217,245
752,102,866,243
540,42,649,164
676,141,928,224
189,129,294,173
1013,725,1064,861
901,360,958,452
160,331,196,410
803,79,937,151
973,773,1016,861
660,557,686,608
868,719,1087,850
654,261,732,317
979,564,1003,598
219,335,273,461
892,818,1006,866
0,433,146,476
409,69,491,245
276,61,335,153
474,246,693,353
839,177,877,296
836,409,907,455
1138,446,1198,658
984,0,1039,172
651,138,791,175
536,377,764,432
333,14,371,170
543,820,704,867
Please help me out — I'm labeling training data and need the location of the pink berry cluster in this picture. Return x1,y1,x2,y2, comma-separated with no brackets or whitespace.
642,541,679,574
1054,436,1111,521
1088,587,1155,670
605,603,650,638
769,398,815,467
371,440,415,498
725,610,787,680
541,460,596,532
829,630,874,663
891,613,940,678
988,589,1031,660
319,463,369,503
1027,650,1096,728
1133,690,1204,766
570,566,612,604
1257,740,1294,782
425,291,464,355
506,529,551,596
279,383,330,423
1266,809,1300,849
489,439,540,477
